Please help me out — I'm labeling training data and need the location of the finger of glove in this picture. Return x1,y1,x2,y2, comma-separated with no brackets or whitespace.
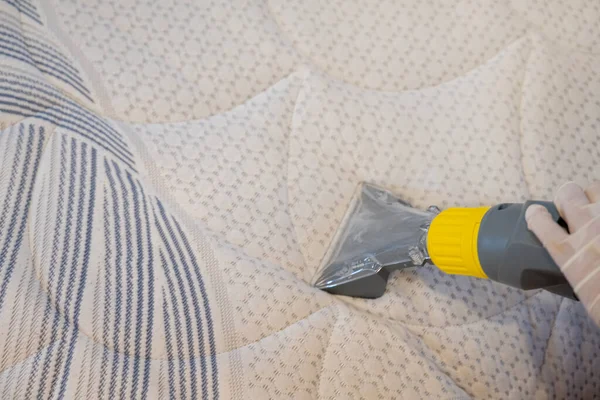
526,204,571,265
582,181,600,217
585,181,600,203
554,182,591,233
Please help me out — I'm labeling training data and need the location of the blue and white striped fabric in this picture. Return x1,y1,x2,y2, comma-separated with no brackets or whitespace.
0,8,224,395
0,14,92,101
0,69,134,168
4,0,42,25
0,4,92,102
0,93,222,398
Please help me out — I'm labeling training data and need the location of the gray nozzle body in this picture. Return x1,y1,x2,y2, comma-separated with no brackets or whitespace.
477,201,576,300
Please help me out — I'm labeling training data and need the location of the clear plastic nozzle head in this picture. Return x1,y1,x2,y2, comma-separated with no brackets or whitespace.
313,183,437,291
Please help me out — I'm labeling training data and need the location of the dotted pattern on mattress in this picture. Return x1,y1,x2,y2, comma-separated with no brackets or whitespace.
0,0,599,399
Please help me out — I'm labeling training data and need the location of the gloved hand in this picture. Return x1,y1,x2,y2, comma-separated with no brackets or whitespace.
526,181,600,326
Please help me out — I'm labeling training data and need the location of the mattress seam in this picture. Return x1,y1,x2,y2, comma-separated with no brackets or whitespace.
100,68,307,125
383,309,474,398
285,67,311,280
264,2,534,95
99,35,530,126
316,306,339,400
195,232,245,400
17,307,340,362
519,35,535,198
225,305,336,355
537,298,563,376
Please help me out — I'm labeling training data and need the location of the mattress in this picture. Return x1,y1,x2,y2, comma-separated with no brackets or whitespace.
0,0,599,398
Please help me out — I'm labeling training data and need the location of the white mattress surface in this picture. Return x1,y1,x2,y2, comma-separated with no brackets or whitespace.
1,0,600,398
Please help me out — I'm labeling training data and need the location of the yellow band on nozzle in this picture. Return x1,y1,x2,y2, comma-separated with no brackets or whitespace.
427,207,490,279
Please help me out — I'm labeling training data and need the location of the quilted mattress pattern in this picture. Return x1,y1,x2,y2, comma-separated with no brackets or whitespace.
1,0,600,398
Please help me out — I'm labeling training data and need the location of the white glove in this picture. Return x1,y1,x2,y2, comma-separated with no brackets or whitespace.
526,181,600,326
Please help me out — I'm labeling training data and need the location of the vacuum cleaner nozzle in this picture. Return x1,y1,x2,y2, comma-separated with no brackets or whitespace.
314,183,577,300
312,183,438,298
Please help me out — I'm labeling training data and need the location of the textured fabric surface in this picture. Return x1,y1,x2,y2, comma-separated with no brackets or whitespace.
1,0,600,399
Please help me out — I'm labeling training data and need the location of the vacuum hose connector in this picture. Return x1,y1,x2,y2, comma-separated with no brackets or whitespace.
427,207,490,279
427,202,576,299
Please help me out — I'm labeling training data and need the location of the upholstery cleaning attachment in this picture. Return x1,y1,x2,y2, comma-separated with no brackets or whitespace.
314,183,576,300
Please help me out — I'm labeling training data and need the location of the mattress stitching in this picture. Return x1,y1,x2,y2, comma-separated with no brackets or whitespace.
264,0,533,95
49,290,544,366
285,66,311,278
110,69,304,126
518,34,535,198
93,35,530,126
0,304,332,363
383,309,475,398
195,232,245,400
316,306,339,400
394,294,553,398
218,305,336,356
537,298,562,378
